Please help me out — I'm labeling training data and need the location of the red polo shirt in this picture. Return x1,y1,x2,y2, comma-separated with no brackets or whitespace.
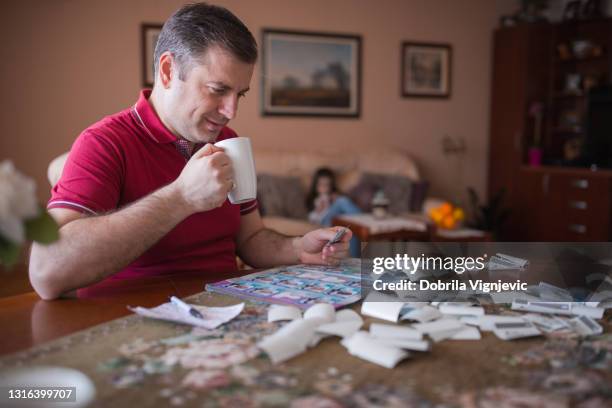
48,90,258,281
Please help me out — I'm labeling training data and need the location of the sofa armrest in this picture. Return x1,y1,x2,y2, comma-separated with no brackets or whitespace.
262,216,319,237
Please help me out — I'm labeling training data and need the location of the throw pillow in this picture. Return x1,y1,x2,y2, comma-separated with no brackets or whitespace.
257,174,308,220
380,174,413,215
346,173,379,212
348,172,414,214
409,180,430,212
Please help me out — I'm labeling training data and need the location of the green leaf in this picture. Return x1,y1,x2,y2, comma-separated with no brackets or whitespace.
25,208,59,244
0,237,20,268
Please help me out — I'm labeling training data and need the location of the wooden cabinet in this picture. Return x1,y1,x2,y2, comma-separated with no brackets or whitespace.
514,167,612,241
545,19,612,165
489,21,612,242
488,23,551,206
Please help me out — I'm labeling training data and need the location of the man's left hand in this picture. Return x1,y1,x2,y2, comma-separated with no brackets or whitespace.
296,227,353,265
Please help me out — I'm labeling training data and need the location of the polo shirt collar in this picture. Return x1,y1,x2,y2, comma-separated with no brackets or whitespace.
133,90,178,144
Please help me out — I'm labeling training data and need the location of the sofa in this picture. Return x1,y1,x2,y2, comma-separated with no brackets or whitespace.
47,148,440,237
253,148,438,236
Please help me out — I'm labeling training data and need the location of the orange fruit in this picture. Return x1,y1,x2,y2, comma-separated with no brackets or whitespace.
429,208,443,225
439,202,453,215
442,214,456,229
452,208,465,221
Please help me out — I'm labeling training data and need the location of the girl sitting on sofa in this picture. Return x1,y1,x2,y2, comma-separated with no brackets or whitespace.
306,167,362,257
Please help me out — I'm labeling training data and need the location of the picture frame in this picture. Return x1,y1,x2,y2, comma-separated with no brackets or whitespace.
141,23,163,88
401,42,452,98
261,29,361,117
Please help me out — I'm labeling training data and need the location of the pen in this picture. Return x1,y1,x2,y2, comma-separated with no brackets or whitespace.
170,296,204,319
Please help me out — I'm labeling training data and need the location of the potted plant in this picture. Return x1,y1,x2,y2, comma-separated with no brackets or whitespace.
466,187,510,240
0,161,58,267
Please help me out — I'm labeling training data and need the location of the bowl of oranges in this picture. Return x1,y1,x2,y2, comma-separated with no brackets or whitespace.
428,202,465,230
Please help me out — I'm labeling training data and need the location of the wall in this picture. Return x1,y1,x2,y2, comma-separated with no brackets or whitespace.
0,0,498,204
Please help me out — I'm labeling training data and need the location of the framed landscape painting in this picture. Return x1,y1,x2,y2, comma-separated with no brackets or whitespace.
401,42,452,98
262,29,361,117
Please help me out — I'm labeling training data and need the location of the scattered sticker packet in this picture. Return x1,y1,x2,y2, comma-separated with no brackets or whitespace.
255,280,608,369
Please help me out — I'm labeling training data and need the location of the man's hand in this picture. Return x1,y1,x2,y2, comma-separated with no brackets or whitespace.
295,227,353,265
172,144,234,213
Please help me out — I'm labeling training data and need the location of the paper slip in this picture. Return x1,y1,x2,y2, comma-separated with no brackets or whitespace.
402,301,429,309
511,300,604,319
342,331,409,368
308,333,330,348
260,303,364,363
315,307,364,338
522,314,570,332
372,337,430,351
412,318,464,334
568,315,603,337
438,303,485,316
512,299,572,315
400,305,442,323
494,324,541,340
361,293,405,322
258,318,317,364
488,253,529,270
303,303,336,324
268,305,302,322
490,291,541,304
317,321,363,338
537,282,574,301
460,315,526,331
369,323,423,340
571,304,604,319
493,321,535,330
429,327,466,342
450,326,481,340
586,290,612,308
129,302,244,329
335,309,364,324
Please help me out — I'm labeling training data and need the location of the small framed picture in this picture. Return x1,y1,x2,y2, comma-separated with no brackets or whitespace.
401,42,452,98
262,29,361,117
141,23,163,88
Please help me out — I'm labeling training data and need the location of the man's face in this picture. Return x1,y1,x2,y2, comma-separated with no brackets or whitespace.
162,46,254,144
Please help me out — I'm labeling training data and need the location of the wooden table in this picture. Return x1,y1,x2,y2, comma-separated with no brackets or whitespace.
0,270,245,356
332,216,430,242
0,271,609,406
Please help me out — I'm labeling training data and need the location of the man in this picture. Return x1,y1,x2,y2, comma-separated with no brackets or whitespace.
29,3,351,300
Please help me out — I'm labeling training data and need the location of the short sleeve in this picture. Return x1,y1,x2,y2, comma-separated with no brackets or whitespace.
48,131,123,215
240,199,259,215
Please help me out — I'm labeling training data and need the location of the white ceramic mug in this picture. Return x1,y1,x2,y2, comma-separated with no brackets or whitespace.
214,136,257,204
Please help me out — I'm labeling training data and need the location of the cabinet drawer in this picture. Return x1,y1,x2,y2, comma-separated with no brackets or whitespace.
549,174,612,241
552,174,609,200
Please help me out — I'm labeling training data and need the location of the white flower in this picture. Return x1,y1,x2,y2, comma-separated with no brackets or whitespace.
0,160,39,244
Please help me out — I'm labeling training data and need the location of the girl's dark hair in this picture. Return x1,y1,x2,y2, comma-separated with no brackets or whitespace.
306,167,339,211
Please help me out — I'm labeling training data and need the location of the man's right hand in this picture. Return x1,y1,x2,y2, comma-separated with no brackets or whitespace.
173,143,234,213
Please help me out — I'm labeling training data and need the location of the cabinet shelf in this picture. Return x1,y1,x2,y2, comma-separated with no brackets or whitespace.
552,127,583,135
556,55,607,64
553,92,585,98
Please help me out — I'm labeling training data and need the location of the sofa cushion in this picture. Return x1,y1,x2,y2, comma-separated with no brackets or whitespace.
262,216,319,236
348,173,415,215
257,174,308,220
409,180,430,212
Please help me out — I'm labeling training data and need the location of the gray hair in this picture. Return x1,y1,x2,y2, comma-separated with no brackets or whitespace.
153,2,257,82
